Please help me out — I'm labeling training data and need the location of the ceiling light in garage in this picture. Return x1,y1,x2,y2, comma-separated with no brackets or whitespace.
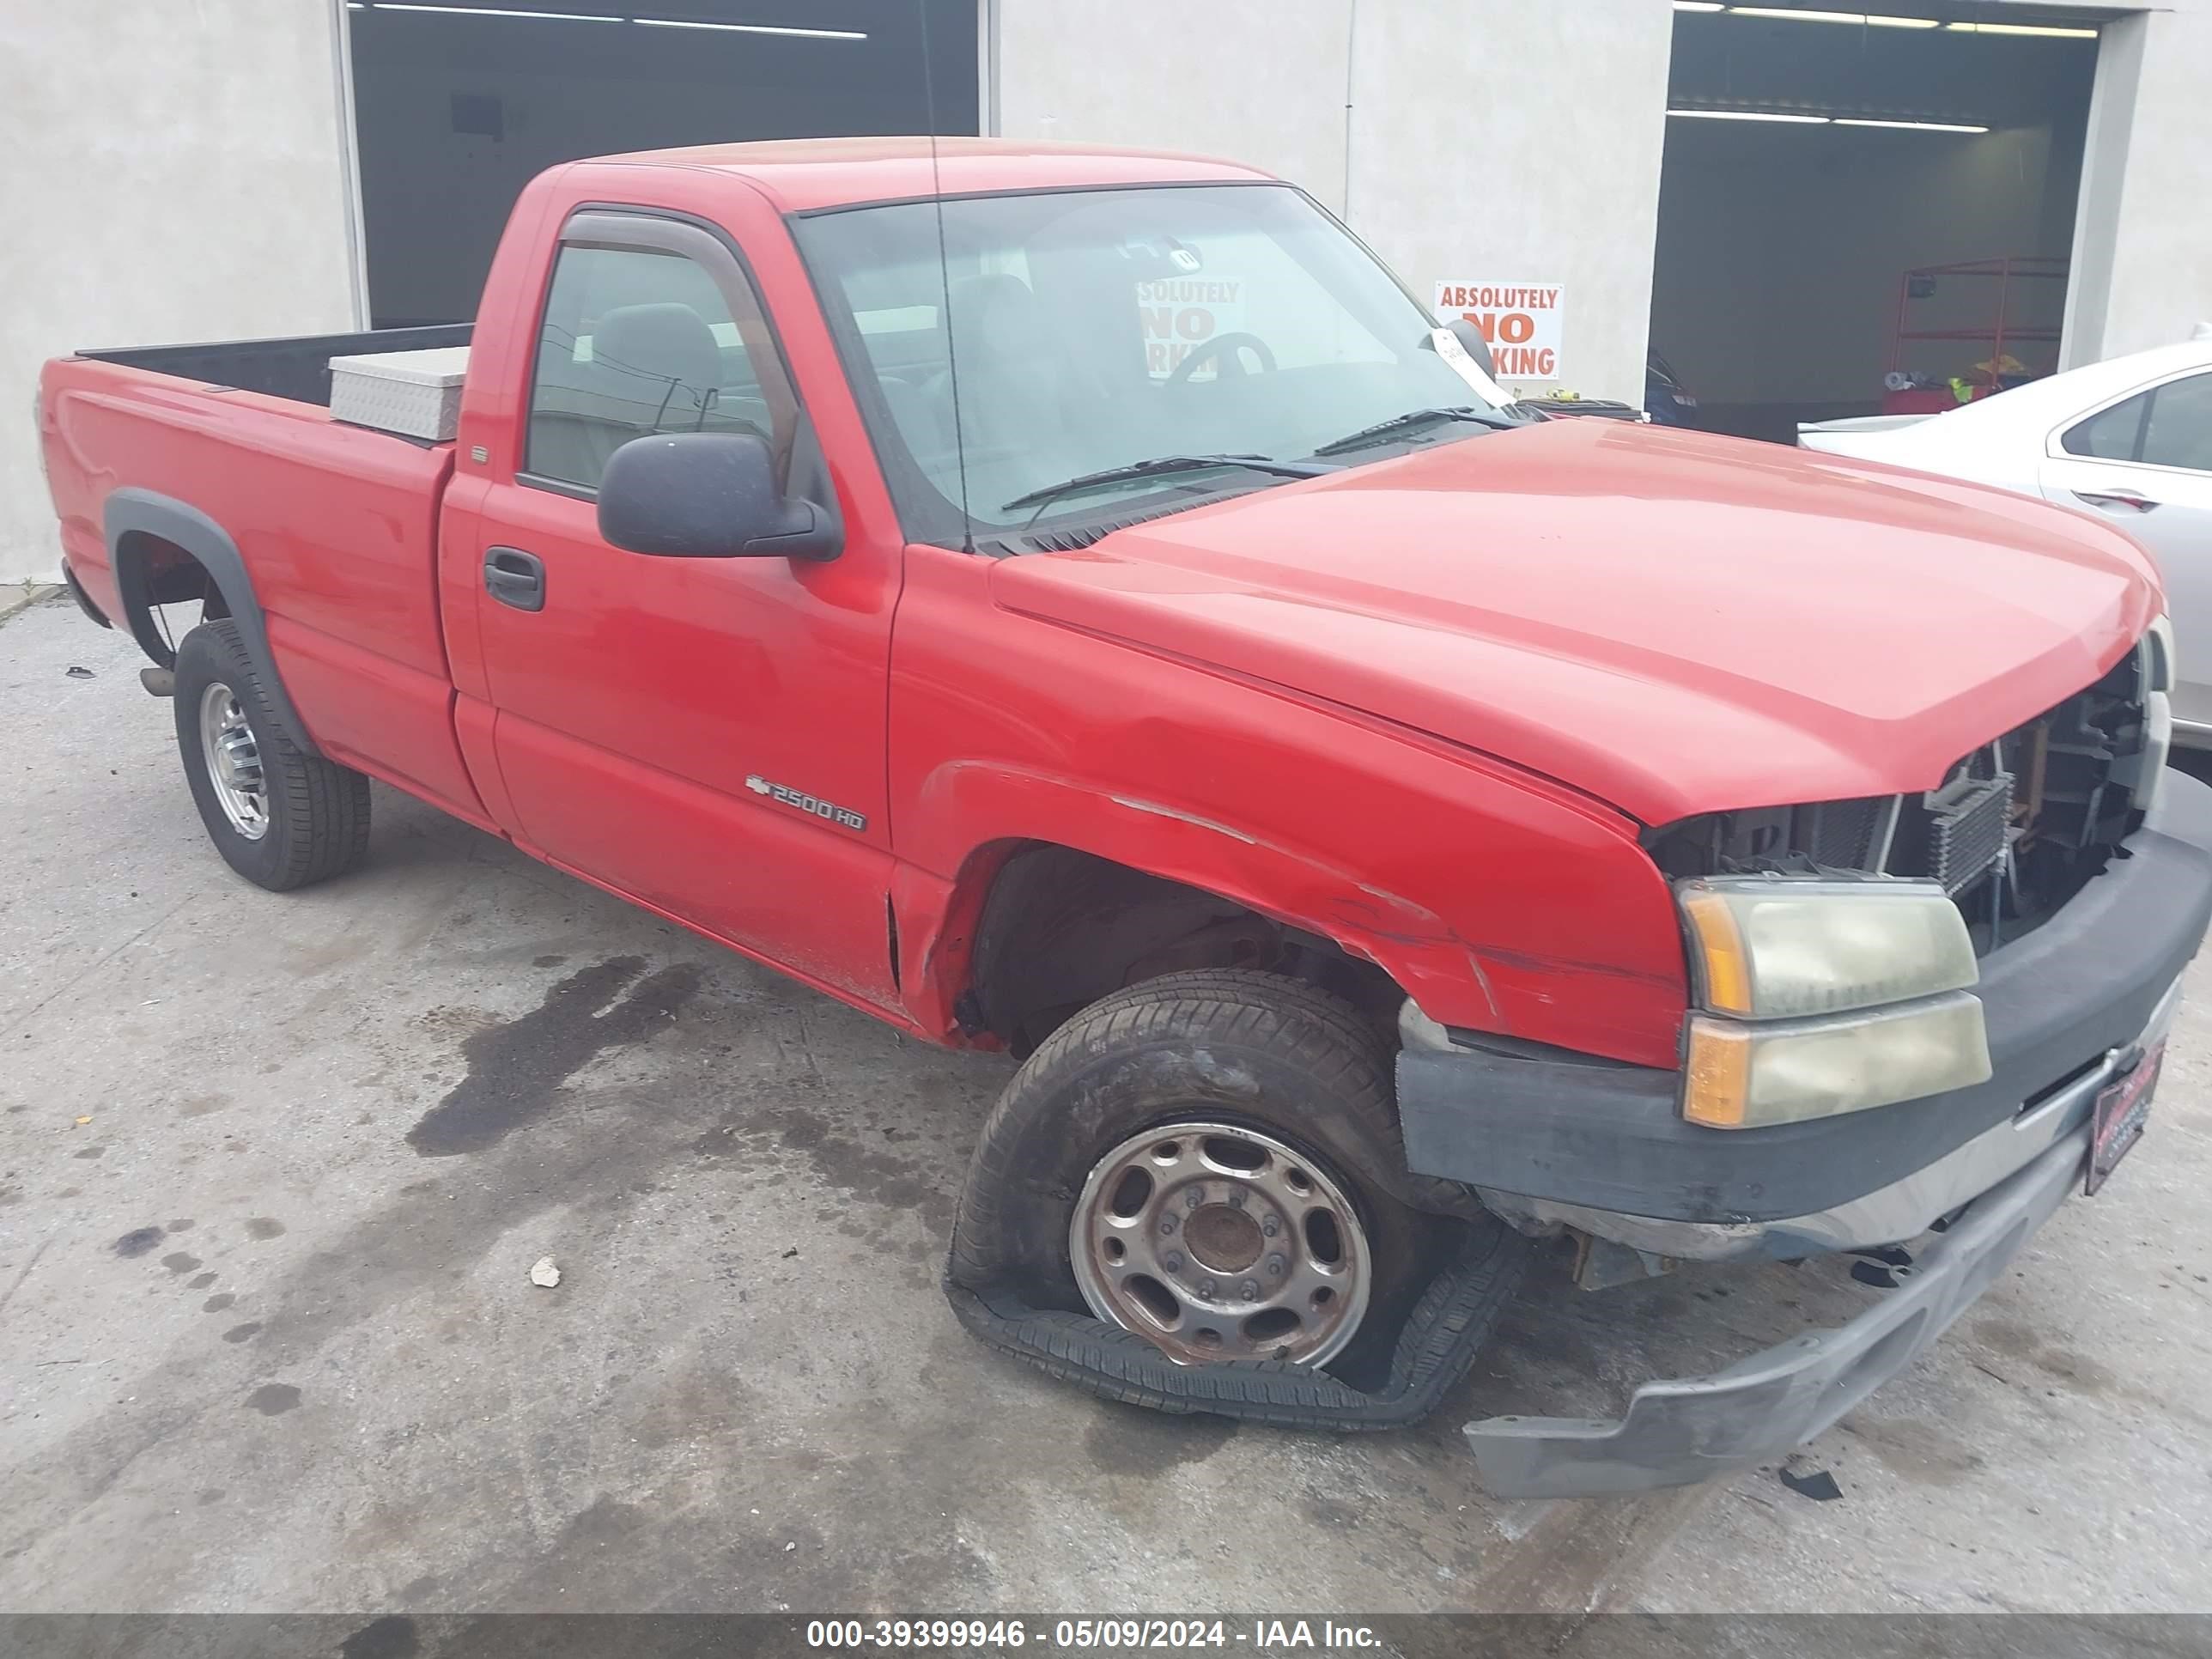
1727,8,1941,26
1833,117,1990,131
371,3,622,18
1674,3,1726,10
1944,21,2098,37
1668,108,1833,123
634,17,869,38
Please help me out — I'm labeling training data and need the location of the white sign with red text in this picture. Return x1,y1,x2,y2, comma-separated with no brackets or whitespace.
1139,276,1248,379
1432,281,1565,382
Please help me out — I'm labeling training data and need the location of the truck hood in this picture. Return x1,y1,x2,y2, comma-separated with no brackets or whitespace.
988,419,2160,824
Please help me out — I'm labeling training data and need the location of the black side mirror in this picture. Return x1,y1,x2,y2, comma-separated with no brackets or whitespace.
598,432,841,561
1446,317,1498,379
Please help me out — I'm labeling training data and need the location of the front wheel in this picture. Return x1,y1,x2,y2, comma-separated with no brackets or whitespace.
172,620,371,891
950,969,1511,1400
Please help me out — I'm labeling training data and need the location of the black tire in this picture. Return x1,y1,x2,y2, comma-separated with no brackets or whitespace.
950,968,1511,1400
172,619,371,891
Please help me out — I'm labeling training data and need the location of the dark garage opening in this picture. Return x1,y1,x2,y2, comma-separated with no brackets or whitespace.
350,0,979,327
1650,4,2099,443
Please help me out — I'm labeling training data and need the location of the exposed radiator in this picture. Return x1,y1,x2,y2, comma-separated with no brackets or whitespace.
1927,772,2014,896
1807,795,1885,870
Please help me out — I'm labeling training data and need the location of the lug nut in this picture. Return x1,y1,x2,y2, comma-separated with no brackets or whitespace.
1226,1187,1248,1208
1184,1188,1204,1209
1199,1278,1218,1299
1265,1253,1285,1277
1158,1214,1177,1235
1261,1215,1279,1237
1240,1279,1259,1300
1163,1250,1185,1273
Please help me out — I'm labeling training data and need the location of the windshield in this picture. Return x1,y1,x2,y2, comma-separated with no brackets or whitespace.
793,183,1513,546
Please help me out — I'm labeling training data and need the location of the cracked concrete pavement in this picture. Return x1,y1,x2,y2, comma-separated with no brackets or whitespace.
3,592,2209,1614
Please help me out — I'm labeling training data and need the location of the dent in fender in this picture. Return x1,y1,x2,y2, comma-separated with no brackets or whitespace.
890,782,1499,1044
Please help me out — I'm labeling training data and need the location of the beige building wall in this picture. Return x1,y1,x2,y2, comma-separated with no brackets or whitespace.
0,0,362,585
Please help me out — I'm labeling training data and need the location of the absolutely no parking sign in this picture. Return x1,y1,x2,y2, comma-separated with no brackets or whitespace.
1433,281,1565,381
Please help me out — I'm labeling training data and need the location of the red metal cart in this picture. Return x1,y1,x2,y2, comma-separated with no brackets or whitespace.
1883,256,2068,415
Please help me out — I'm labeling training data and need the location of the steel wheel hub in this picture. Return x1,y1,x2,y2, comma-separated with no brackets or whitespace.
198,681,269,841
1069,1121,1373,1367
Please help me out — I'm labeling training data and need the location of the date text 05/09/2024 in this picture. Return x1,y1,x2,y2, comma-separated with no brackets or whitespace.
805,1620,1383,1650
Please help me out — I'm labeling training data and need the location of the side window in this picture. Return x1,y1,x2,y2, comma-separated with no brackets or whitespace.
2142,374,2212,473
2061,391,2151,461
525,241,781,492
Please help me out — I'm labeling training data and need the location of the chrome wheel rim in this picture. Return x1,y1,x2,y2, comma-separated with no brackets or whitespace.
1069,1121,1373,1368
198,681,269,841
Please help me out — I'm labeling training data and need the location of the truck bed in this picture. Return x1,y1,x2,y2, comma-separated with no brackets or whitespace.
40,328,485,823
80,324,471,410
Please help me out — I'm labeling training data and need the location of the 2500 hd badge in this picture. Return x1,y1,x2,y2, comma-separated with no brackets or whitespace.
745,774,868,833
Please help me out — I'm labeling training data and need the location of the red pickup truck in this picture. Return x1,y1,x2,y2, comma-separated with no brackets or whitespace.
37,138,2212,1497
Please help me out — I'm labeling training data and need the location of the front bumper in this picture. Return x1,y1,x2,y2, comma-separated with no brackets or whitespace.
1400,771,2212,1497
1463,1121,2089,1498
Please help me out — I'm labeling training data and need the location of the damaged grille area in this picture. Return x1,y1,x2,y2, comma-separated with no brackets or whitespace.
1645,647,2156,951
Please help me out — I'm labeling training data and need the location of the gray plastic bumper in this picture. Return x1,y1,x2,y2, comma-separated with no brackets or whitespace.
1464,1122,2087,1498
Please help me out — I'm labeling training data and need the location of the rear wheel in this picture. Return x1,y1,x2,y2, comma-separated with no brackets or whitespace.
172,620,371,891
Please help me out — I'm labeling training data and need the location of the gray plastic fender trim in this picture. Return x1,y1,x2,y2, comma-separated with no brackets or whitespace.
1462,1124,2089,1498
104,489,320,757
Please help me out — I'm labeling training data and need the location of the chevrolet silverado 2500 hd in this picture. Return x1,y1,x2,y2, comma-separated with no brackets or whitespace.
37,139,2212,1497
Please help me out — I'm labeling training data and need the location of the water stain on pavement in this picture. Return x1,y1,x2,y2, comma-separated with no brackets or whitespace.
1084,1403,1237,1477
112,1227,163,1258
406,956,704,1157
244,1383,301,1415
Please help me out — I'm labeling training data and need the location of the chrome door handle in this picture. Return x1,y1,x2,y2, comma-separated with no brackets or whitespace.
2075,488,2160,514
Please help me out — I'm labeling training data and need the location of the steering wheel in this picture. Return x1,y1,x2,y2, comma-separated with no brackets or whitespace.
1165,331,1277,386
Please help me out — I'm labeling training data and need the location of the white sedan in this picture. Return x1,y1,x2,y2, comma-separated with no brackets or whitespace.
1802,334,2212,745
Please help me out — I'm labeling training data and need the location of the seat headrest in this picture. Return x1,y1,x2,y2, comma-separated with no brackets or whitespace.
945,274,1047,362
592,303,724,410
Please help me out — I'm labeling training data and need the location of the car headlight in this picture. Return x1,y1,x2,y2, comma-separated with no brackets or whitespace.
1676,876,1990,1128
1683,995,1992,1128
1677,877,1978,1019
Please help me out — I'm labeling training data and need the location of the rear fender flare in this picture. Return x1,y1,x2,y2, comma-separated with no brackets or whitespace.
104,489,319,756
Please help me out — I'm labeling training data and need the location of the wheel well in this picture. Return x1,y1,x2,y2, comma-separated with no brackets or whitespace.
112,531,229,669
963,844,1406,1056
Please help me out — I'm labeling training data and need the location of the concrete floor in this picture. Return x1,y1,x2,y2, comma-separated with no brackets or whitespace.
3,592,2209,1615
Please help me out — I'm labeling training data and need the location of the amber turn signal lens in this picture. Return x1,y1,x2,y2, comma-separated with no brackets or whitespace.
1679,886,1753,1016
1682,1017,1752,1127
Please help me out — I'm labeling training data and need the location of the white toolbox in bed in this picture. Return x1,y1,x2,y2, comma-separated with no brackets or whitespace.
328,345,471,441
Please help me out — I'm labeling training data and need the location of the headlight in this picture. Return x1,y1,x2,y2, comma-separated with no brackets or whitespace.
1676,875,1990,1129
1682,994,1992,1128
1678,877,1978,1020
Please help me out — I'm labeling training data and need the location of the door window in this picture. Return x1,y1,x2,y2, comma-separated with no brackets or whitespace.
525,240,783,492
2141,373,2212,472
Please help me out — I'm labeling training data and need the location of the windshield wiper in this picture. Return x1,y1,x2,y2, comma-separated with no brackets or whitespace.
1311,405,1520,458
1000,453,1332,517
